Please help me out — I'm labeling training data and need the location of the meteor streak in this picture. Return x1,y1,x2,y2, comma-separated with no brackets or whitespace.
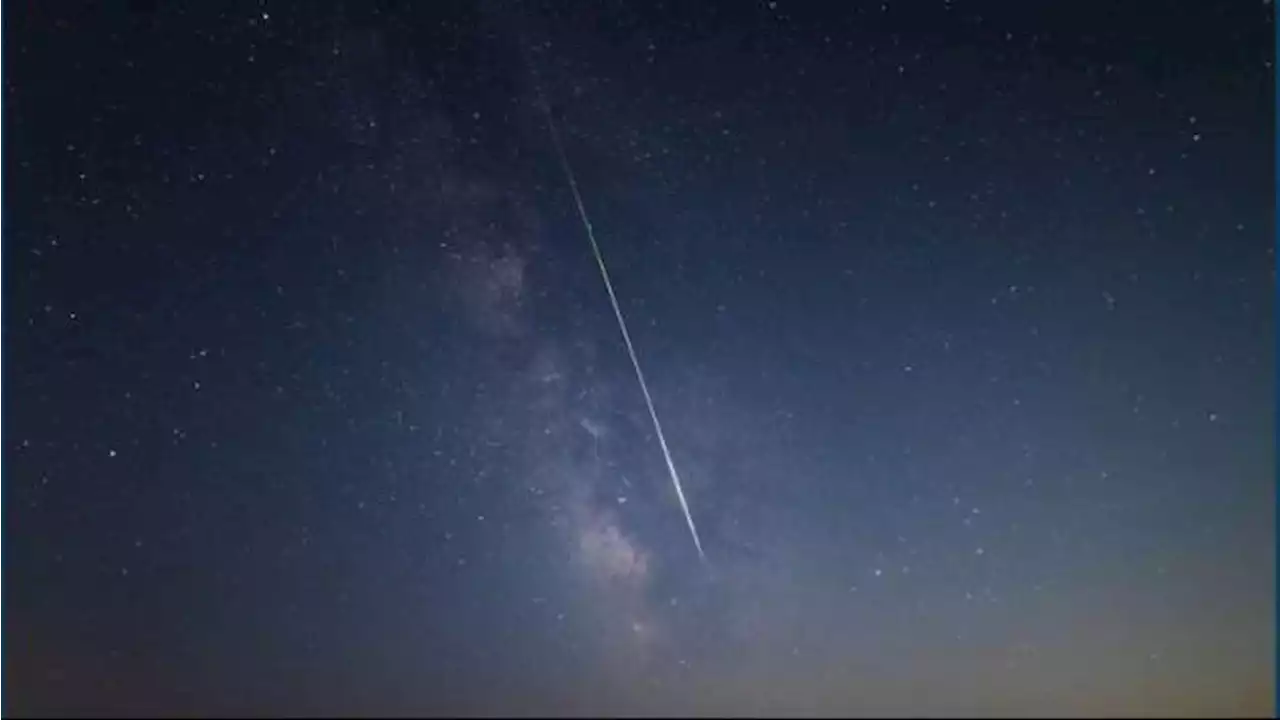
526,48,706,562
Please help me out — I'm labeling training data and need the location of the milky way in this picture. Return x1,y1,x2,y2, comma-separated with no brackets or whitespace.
7,2,1272,716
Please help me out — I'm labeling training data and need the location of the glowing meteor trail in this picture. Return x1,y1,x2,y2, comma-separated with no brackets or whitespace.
528,55,706,561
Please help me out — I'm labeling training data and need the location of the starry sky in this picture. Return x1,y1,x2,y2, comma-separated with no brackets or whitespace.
5,1,1275,716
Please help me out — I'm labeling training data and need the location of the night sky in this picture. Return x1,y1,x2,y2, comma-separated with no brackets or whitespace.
5,1,1275,716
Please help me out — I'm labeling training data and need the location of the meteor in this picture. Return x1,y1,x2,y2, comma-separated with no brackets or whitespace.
526,47,706,562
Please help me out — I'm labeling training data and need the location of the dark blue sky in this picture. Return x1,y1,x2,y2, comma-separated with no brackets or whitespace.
6,1,1275,716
